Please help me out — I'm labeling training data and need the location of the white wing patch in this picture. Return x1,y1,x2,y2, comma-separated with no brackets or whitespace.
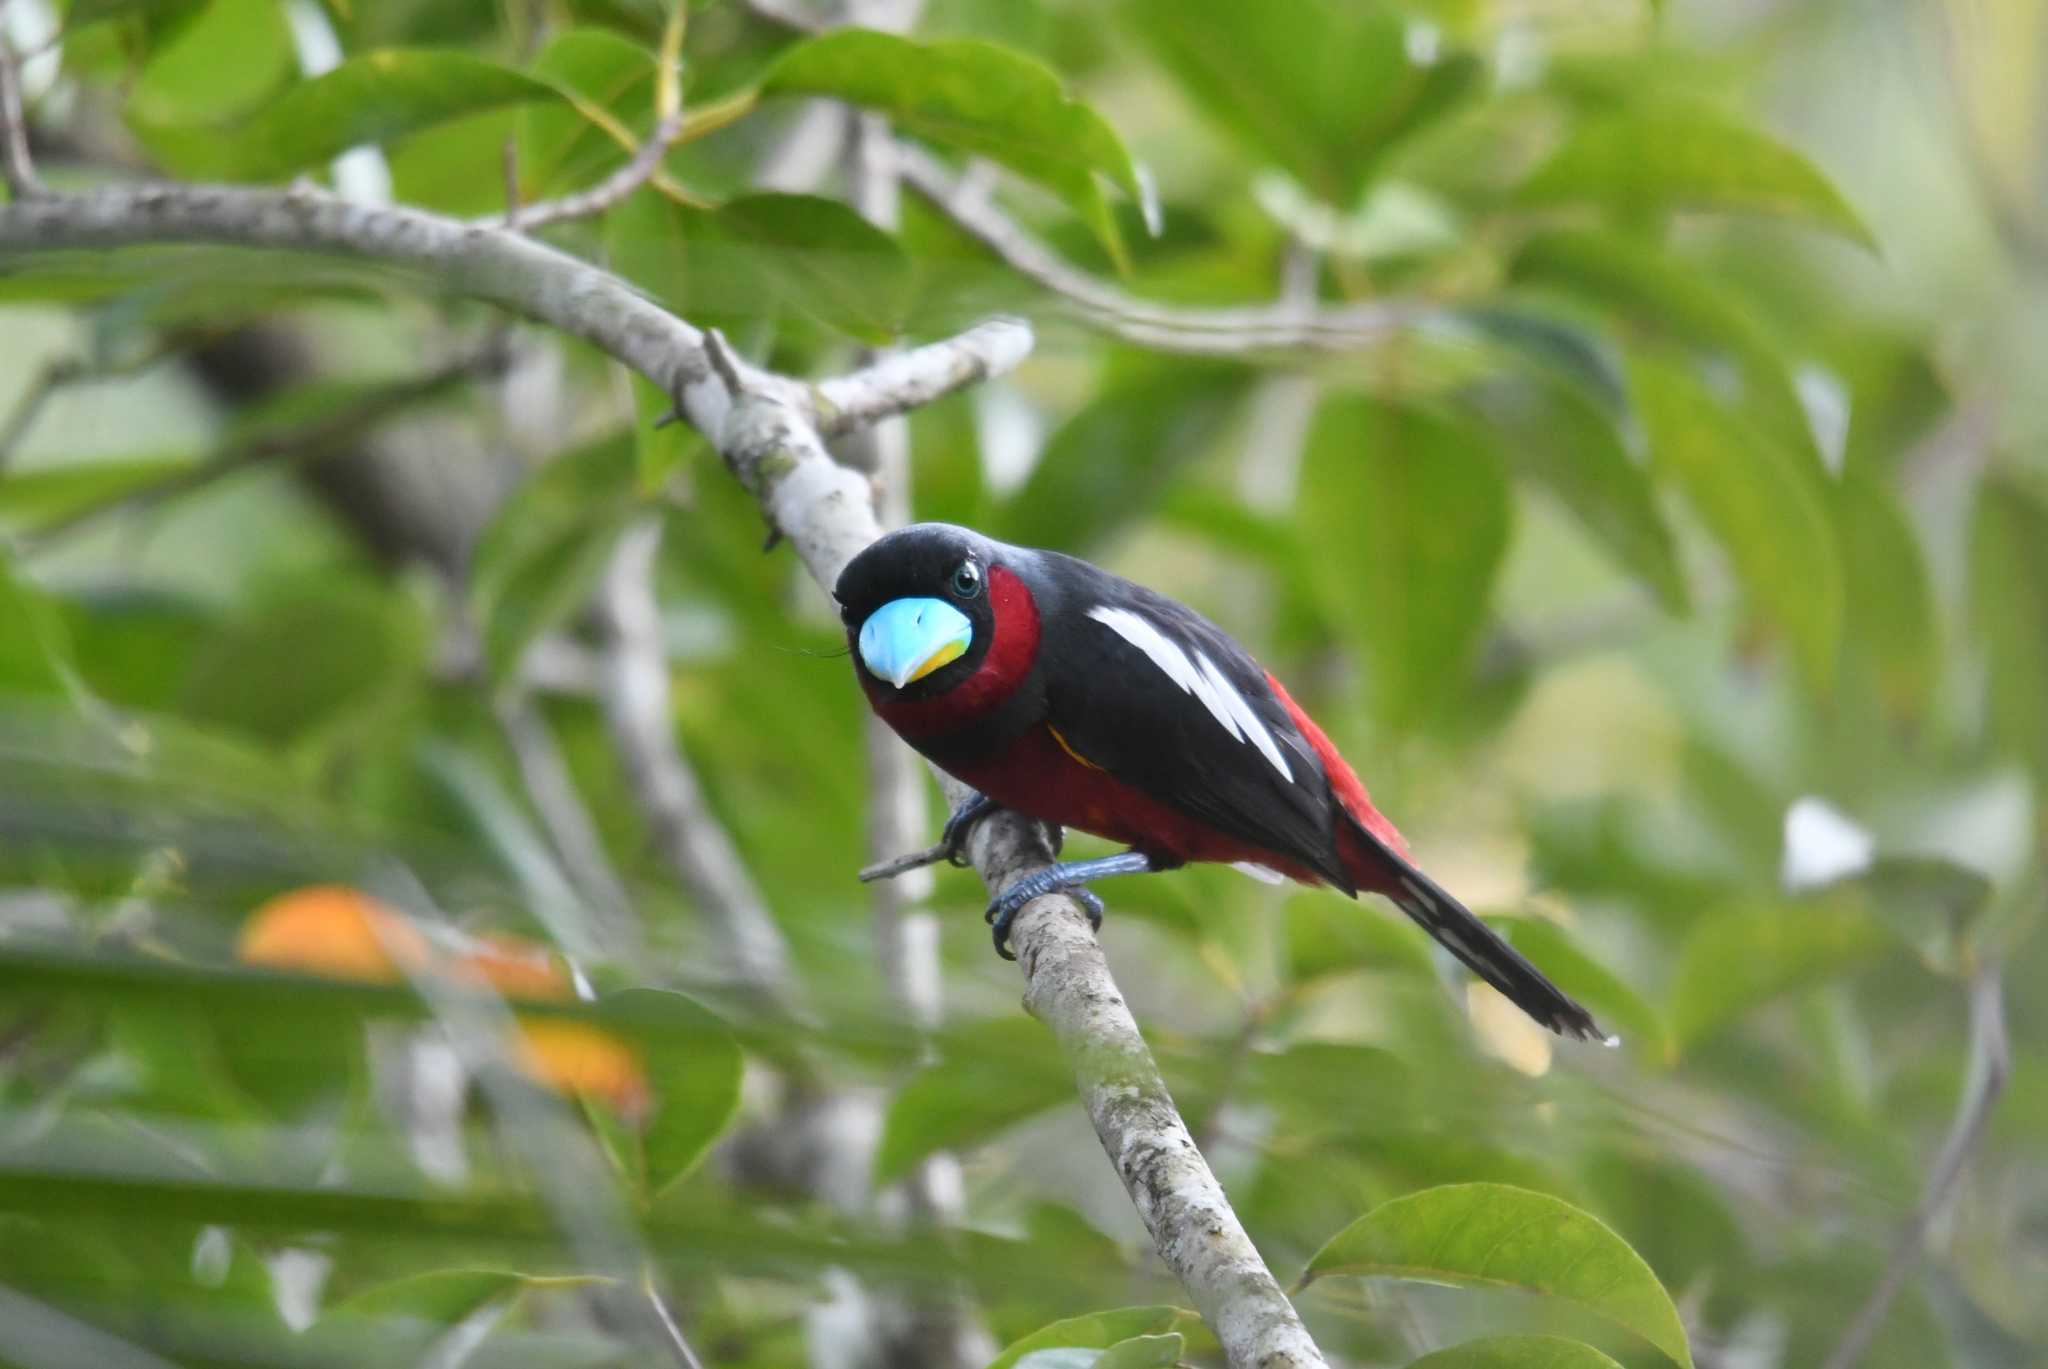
1086,605,1292,780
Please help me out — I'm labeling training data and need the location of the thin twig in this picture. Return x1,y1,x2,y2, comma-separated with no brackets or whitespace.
593,517,800,1015
0,359,72,471
0,182,1027,444
492,690,643,959
501,136,524,231
16,352,493,551
0,330,224,472
1823,962,2011,1369
895,143,1419,356
492,113,685,232
0,37,42,200
858,840,951,883
643,1269,711,1369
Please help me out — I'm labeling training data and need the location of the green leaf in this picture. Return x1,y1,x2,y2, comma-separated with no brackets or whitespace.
469,432,643,687
520,28,659,203
604,186,775,336
1669,899,1888,1049
1578,1148,1748,1299
127,0,292,125
1285,893,1436,985
110,1003,256,1120
1467,369,1686,611
64,0,206,34
313,1266,603,1361
1970,477,2048,776
0,453,199,527
178,583,423,745
987,1306,1197,1369
131,50,571,181
1244,1042,1418,1138
1520,100,1875,248
1490,917,1669,1064
763,30,1141,263
607,988,744,1198
875,1017,1071,1188
1300,396,1510,728
1514,230,1813,452
1127,0,1479,203
1628,352,1843,695
0,548,79,697
1853,856,1992,978
995,366,1247,553
1406,1335,1626,1369
329,1268,536,1324
1834,468,1936,724
711,194,914,344
1092,1334,1185,1369
1299,1183,1692,1369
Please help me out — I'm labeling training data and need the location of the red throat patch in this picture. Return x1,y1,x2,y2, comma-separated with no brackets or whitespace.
865,563,1042,736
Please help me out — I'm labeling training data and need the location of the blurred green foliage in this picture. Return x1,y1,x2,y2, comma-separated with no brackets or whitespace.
1,0,2045,1366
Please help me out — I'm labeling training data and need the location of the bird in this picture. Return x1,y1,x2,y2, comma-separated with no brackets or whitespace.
834,522,1609,1043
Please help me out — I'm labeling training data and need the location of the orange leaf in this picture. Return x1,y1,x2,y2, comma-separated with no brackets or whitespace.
515,1019,651,1121
238,885,430,984
453,932,571,1000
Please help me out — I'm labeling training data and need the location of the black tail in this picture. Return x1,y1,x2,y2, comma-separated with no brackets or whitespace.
1342,813,1610,1044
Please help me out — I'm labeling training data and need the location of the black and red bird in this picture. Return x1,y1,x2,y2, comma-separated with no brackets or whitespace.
835,523,1608,1043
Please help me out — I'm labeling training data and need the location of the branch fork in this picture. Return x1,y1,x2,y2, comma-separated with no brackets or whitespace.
0,155,1325,1369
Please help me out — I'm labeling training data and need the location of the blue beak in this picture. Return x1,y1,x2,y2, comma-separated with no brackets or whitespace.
858,597,973,689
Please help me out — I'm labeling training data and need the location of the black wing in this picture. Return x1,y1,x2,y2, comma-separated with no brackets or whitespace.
1034,559,1352,890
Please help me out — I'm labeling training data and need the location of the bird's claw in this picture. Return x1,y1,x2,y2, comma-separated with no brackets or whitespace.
939,791,993,867
986,875,1103,960
856,792,997,883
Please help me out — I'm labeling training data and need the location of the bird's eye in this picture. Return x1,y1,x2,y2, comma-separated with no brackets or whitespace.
949,560,984,600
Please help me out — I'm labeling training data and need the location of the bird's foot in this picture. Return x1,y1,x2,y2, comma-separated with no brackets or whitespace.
857,791,996,883
937,791,994,867
984,851,1154,960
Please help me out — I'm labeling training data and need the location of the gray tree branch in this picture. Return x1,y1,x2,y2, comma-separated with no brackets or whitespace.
594,516,798,1013
951,781,1329,1369
492,112,684,233
0,36,40,200
492,689,642,958
0,170,1325,1369
0,183,1018,448
1823,961,2011,1369
895,143,1415,357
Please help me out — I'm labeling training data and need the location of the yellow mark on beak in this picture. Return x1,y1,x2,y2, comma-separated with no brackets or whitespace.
1048,724,1103,771
908,638,967,682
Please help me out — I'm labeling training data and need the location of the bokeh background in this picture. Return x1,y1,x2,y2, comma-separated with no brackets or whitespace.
0,1,2043,1366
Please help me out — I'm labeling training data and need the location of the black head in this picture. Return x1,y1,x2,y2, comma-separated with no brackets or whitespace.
834,523,1005,695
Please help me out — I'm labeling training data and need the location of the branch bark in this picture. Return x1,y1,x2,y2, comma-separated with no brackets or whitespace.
896,143,1414,357
956,785,1329,1369
0,171,1325,1369
0,183,1018,449
0,36,42,200
1823,962,2010,1369
594,516,798,1013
